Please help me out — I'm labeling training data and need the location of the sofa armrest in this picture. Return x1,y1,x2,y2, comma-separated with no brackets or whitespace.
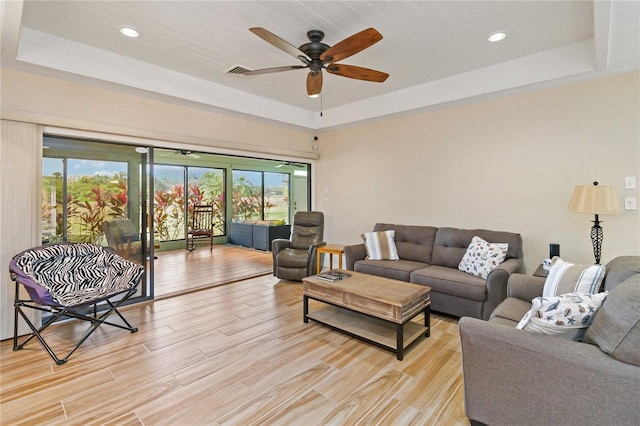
344,243,366,270
507,273,546,302
459,317,640,426
271,239,290,275
482,258,521,320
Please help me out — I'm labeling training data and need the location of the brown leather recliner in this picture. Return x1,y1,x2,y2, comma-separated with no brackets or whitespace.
272,211,325,281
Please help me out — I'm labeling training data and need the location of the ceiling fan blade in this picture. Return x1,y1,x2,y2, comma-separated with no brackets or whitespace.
306,71,323,97
326,64,389,82
250,27,310,62
320,28,383,64
238,65,307,75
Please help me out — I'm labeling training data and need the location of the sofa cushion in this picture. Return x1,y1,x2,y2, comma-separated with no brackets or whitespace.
411,265,487,302
602,256,640,291
361,230,399,260
516,292,608,341
276,248,310,268
458,236,508,279
490,297,532,325
583,275,640,365
372,224,437,264
431,228,522,269
354,259,427,282
542,258,605,297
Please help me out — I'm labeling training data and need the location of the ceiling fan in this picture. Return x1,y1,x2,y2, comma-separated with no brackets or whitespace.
236,27,389,97
158,149,201,159
275,161,306,168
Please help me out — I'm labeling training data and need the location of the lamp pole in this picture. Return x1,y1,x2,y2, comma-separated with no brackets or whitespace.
590,213,603,264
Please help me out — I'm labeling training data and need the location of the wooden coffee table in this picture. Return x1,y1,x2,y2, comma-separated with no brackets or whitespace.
302,270,431,360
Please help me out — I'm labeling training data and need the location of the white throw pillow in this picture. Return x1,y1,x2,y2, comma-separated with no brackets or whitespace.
361,230,399,261
517,292,608,341
458,236,508,279
542,257,605,297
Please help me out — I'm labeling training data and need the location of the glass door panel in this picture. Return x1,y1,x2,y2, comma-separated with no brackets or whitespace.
187,167,226,235
264,172,289,221
42,137,152,303
153,164,186,242
232,170,263,221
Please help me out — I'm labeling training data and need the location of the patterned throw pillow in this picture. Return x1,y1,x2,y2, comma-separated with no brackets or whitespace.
516,292,608,341
458,236,508,279
542,257,605,297
361,230,399,261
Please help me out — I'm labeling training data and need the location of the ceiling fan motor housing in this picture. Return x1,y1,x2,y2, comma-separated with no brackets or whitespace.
299,30,330,72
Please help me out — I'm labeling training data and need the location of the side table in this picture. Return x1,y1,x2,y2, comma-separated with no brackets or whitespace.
533,264,549,278
317,244,345,274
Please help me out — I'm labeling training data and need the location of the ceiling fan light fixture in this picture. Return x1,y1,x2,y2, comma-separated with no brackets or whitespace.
119,26,140,38
488,31,506,42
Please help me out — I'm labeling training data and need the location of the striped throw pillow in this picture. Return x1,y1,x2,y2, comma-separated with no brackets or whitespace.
362,230,399,261
542,257,606,297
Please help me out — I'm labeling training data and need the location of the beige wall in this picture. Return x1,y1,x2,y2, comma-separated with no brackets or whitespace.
0,68,316,158
316,72,640,273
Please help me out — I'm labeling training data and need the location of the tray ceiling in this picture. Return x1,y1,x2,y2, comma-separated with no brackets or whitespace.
1,1,638,130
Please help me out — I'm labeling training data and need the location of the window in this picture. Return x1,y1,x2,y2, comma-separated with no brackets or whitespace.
232,170,290,222
187,167,225,235
154,164,226,242
153,164,186,241
264,172,289,221
42,156,129,244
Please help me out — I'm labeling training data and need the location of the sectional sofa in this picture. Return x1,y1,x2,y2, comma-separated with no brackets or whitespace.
344,223,523,320
459,256,640,425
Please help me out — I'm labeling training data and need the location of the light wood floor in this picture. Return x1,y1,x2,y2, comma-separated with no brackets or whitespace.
153,244,273,297
0,253,469,426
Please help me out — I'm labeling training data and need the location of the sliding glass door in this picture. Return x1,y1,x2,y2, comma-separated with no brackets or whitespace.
42,139,311,302
42,136,152,302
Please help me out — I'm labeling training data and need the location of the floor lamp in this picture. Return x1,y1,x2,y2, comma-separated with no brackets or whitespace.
568,181,620,264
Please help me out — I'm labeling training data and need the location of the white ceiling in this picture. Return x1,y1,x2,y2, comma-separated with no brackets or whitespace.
1,1,638,130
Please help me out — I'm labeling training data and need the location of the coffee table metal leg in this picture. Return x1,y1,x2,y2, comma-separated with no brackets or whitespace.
303,295,309,323
424,305,431,337
396,323,403,361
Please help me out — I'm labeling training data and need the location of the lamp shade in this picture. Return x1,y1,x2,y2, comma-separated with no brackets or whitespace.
568,183,620,215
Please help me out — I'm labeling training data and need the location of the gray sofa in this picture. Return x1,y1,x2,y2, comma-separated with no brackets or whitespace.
344,224,523,320
459,256,640,426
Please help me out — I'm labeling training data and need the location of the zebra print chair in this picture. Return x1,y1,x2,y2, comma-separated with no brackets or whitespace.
9,242,145,364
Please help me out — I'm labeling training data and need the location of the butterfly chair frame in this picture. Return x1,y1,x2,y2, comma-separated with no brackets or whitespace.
10,243,144,365
186,204,215,251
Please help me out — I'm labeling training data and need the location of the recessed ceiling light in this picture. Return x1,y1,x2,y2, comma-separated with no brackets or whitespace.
488,31,506,42
120,26,140,38
308,94,320,98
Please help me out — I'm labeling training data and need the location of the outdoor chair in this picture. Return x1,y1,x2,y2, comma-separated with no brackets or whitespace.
186,204,215,250
102,218,144,260
10,242,145,365
103,218,158,261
